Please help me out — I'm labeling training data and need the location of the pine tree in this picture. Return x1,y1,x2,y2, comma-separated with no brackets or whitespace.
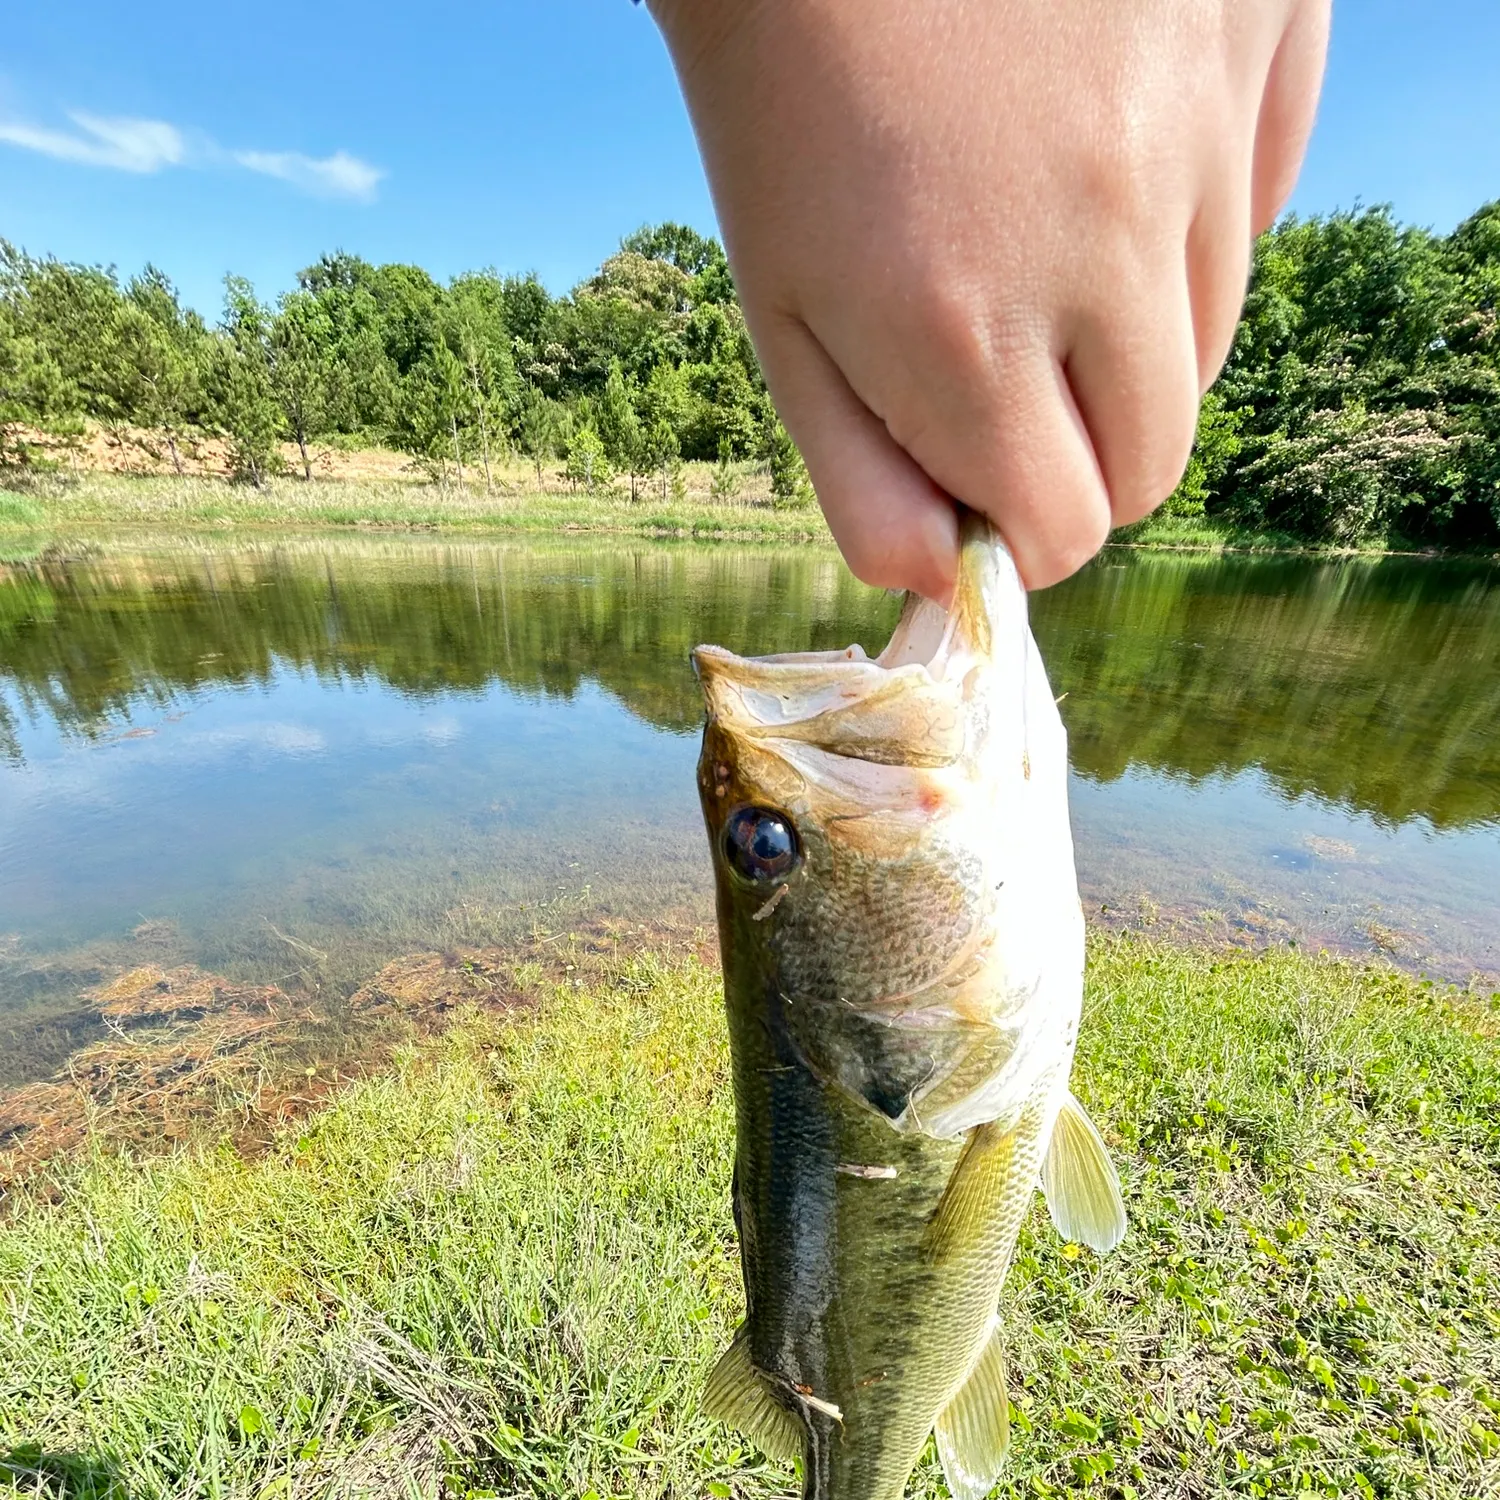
598,358,643,499
763,412,813,509
270,292,335,481
208,277,281,487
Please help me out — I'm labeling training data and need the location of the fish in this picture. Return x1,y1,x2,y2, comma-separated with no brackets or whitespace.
692,512,1126,1500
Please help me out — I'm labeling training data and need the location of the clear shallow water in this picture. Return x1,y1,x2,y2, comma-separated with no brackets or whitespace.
1,535,1496,1083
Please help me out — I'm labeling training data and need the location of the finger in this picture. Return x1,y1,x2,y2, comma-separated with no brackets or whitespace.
1251,0,1332,234
890,345,1114,592
1186,161,1255,391
757,314,961,602
1060,273,1201,532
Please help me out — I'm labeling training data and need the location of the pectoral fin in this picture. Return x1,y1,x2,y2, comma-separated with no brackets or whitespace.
1040,1092,1127,1253
935,1320,1010,1500
702,1332,803,1464
923,1119,1017,1265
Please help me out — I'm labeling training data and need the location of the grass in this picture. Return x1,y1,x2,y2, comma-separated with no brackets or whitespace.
2,937,1498,1500
1111,513,1311,551
0,472,834,547
0,492,46,530
5,472,1492,561
1110,510,1500,559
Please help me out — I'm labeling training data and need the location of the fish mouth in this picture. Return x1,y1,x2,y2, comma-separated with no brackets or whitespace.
693,514,1014,768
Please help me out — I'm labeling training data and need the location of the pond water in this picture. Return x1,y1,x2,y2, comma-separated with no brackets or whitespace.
2,534,1497,1086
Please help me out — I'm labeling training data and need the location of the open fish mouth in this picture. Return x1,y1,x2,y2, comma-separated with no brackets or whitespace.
693,514,1019,771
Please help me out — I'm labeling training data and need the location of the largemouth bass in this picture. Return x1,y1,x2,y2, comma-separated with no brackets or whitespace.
693,515,1126,1500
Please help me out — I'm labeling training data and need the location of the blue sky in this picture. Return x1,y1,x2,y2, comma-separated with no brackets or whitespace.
1,0,1496,317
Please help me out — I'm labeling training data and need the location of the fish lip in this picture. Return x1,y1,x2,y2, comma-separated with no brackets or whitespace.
691,641,898,731
692,514,1013,742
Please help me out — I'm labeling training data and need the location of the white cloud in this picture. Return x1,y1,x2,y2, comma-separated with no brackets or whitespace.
0,108,382,201
233,147,383,203
0,111,185,172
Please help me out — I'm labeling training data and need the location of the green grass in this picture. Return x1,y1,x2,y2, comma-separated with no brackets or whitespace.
1110,513,1305,551
0,473,834,546
6,473,1493,561
2,937,1498,1499
1109,510,1498,558
0,492,45,530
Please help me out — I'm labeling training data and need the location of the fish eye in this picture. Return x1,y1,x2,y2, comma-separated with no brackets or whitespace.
723,806,800,884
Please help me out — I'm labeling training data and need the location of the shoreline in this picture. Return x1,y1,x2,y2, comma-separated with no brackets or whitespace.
3,472,1498,563
5,918,1493,1184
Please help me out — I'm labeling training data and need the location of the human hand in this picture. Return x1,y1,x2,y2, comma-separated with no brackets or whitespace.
648,0,1329,597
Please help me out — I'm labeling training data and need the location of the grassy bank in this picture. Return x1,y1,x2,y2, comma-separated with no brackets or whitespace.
4,474,1495,561
1106,511,1493,558
0,472,834,547
2,938,1497,1500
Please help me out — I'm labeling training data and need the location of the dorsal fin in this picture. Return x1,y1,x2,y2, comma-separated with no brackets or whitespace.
1040,1092,1127,1253
935,1319,1010,1500
702,1332,803,1464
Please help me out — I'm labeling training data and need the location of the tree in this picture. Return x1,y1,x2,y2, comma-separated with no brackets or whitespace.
207,277,280,487
459,328,496,492
622,222,724,275
114,267,207,474
642,417,681,500
1162,392,1243,518
294,252,397,435
0,326,78,468
110,304,195,472
763,412,813,509
516,388,560,486
6,249,131,428
436,341,469,486
4,198,1500,550
395,342,468,486
269,292,335,480
598,358,643,498
710,435,741,502
366,262,445,376
447,272,518,494
565,423,611,492
0,243,82,467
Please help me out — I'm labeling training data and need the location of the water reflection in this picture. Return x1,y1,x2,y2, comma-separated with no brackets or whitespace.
0,536,1496,1085
4,540,1496,831
0,540,891,754
1045,553,1500,831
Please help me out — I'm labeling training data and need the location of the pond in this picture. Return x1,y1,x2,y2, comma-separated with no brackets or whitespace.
2,534,1497,1088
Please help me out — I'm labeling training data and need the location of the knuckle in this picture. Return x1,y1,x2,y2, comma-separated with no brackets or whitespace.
988,488,1110,591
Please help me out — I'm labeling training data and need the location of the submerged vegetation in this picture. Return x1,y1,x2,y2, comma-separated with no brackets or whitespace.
4,204,1500,547
1,936,1497,1499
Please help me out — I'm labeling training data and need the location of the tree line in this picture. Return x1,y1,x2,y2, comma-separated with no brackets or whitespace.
2,204,1499,544
0,221,810,505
